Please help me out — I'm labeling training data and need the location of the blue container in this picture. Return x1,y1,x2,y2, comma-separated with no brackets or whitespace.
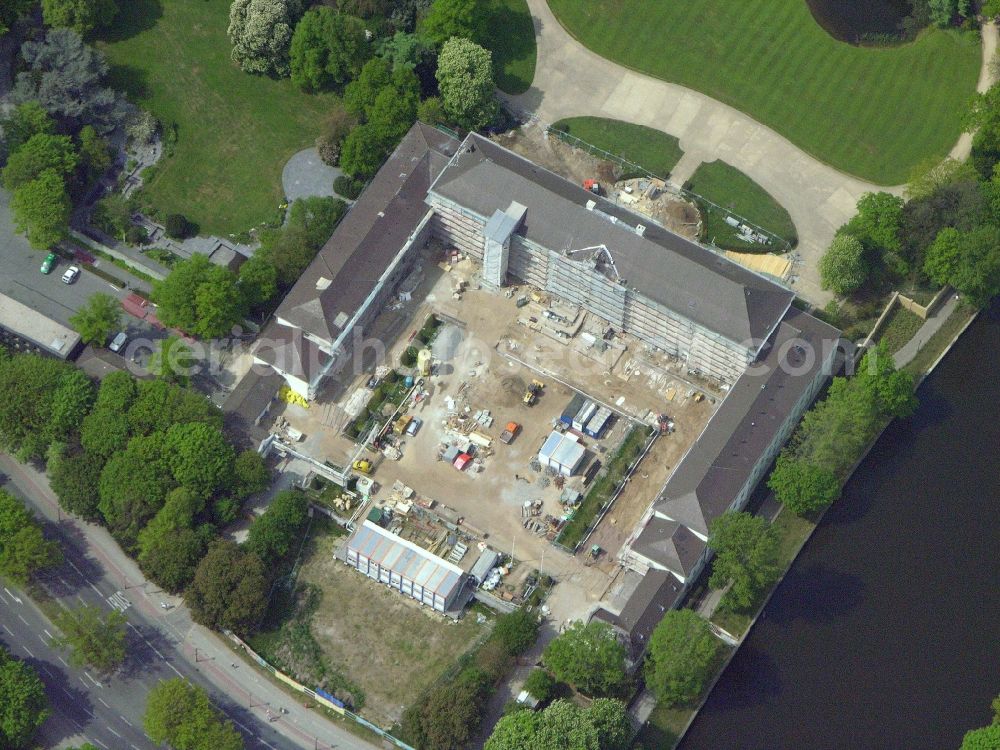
404,375,414,388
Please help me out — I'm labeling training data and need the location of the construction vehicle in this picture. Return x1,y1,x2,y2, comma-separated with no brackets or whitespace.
417,348,433,377
523,380,544,406
352,459,373,474
500,422,521,444
582,178,601,195
393,415,414,435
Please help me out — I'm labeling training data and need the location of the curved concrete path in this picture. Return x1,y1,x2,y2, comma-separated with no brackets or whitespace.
504,0,997,305
281,147,345,203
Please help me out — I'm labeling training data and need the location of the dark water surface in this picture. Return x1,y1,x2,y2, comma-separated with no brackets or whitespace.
680,305,1000,750
806,0,912,42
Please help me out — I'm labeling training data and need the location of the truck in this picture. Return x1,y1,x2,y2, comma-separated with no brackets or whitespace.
523,379,544,406
500,422,522,444
393,415,414,435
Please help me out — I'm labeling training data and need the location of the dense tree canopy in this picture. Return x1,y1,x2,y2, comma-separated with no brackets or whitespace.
49,447,104,519
820,233,869,295
542,620,627,697
153,254,247,338
645,609,721,707
41,0,118,35
246,489,309,566
923,225,1000,308
0,490,63,586
0,646,49,749
98,432,176,549
0,103,57,160
767,454,840,516
486,698,630,750
69,292,122,346
435,37,497,131
185,540,268,633
53,605,127,673
10,169,71,249
144,678,244,750
290,7,369,91
708,511,781,610
228,0,302,77
2,133,78,190
419,0,483,46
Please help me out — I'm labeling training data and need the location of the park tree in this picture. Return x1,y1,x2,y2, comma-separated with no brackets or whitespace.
484,708,539,750
232,449,270,499
486,698,630,750
417,96,446,126
314,108,356,166
855,341,918,420
13,29,127,133
70,292,122,346
0,490,63,586
126,378,221,437
11,170,71,249
290,7,369,91
91,193,131,239
0,103,56,159
2,133,78,190
164,422,234,498
924,225,1000,308
923,227,963,287
185,540,268,633
491,607,540,655
436,37,498,131
78,125,111,183
46,367,96,445
154,254,248,339
339,123,386,177
53,605,127,673
377,31,433,71
237,253,279,310
645,609,721,707
343,57,392,117
767,454,841,516
901,179,990,271
42,0,118,35
0,646,49,749
543,620,627,697
419,0,483,46
80,407,130,459
962,725,1000,750
138,526,208,593
905,157,977,201
144,678,244,750
708,511,780,610
98,432,176,549
228,0,302,77
148,336,197,386
819,233,868,296
844,191,904,254
367,78,420,142
522,668,555,703
402,666,491,750
0,354,78,460
588,698,631,750
246,489,309,565
48,448,104,520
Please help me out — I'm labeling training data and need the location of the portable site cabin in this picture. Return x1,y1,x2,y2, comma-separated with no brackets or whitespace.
585,406,613,438
559,393,587,426
572,401,598,432
469,549,500,586
538,430,586,477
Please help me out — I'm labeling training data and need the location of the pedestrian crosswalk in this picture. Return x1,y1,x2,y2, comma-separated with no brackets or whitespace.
107,591,131,613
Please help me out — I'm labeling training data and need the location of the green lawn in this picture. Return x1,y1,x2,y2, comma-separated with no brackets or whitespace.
97,0,339,236
633,702,690,749
483,0,536,94
547,0,980,184
551,116,684,178
684,160,797,251
875,305,924,354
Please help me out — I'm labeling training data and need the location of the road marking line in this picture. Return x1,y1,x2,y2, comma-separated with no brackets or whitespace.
120,715,133,727
233,720,252,732
58,656,68,666
85,671,101,687
132,744,141,750
23,646,34,658
2,624,13,635
77,594,86,605
107,727,121,738
91,739,108,749
63,688,74,698
98,698,110,708
151,646,164,659
89,583,102,596
80,676,89,688
66,559,83,575
43,629,52,638
167,662,183,677
59,577,71,588
38,634,47,645
0,592,7,605
17,614,28,625
3,587,22,604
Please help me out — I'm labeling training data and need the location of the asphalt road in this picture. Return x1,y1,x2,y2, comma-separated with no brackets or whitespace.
0,459,378,750
0,190,131,330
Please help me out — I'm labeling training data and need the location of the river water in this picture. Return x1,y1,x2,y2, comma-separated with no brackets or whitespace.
679,305,1000,750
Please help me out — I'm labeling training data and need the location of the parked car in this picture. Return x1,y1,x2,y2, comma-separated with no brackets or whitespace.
406,417,422,436
108,331,128,353
61,265,80,284
40,253,57,274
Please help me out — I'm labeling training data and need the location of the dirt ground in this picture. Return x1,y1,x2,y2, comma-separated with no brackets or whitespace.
492,127,702,241
296,528,487,726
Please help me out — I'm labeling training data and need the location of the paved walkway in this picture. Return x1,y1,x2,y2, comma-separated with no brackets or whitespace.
506,1,998,305
951,22,999,161
282,147,346,203
893,293,961,368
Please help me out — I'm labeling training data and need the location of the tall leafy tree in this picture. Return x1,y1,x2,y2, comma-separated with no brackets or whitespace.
153,254,247,339
435,37,498,131
0,646,49,749
10,170,71,249
70,292,122,346
645,609,721,706
246,489,308,566
46,367,96,445
0,103,56,159
708,511,780,610
41,0,118,35
78,125,111,183
148,336,196,386
48,448,104,520
419,0,484,46
843,191,904,254
164,422,234,498
2,133,78,190
542,620,627,697
343,57,392,117
231,450,270,499
98,432,176,549
185,540,267,633
290,7,369,91
53,605,127,674
924,225,1000,308
144,679,244,750
228,0,301,77
0,490,63,585
768,454,841,516
13,29,127,133
819,233,869,296
0,0,35,36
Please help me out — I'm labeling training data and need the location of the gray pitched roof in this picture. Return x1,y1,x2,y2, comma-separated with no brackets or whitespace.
275,123,460,343
616,569,684,657
429,133,794,345
632,515,706,579
654,307,841,537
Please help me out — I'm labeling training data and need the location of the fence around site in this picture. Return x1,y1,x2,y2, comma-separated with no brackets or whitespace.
224,630,416,750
